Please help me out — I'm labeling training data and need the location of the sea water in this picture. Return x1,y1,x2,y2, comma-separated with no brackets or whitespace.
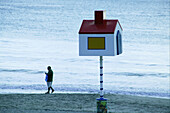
0,0,169,98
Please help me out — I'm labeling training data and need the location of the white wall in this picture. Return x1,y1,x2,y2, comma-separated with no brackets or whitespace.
79,34,116,56
114,22,123,55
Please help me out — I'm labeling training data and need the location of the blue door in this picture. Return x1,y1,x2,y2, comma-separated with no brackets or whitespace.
116,30,122,55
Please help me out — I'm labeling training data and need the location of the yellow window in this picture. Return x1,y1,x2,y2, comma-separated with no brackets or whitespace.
88,37,105,50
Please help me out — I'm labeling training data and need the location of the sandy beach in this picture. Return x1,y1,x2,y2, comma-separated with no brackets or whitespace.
0,93,169,113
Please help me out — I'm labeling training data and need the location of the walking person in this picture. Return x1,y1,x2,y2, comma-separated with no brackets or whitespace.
45,66,54,94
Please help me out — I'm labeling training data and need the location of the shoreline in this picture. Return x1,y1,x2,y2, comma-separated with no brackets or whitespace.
0,89,169,99
0,92,169,99
0,93,169,113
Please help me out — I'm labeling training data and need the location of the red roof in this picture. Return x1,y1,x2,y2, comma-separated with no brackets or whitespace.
79,20,123,34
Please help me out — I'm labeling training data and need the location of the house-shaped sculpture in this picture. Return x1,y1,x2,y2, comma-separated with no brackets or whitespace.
79,10,123,56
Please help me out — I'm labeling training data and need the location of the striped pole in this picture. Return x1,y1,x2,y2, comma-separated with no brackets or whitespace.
97,56,107,112
100,56,103,98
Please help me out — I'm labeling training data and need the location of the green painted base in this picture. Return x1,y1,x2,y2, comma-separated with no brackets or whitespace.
96,98,107,113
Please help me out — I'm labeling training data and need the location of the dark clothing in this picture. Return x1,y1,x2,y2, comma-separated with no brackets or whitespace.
47,69,53,82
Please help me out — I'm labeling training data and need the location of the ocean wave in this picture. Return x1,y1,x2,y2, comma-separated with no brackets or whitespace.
0,68,169,78
105,72,170,77
0,68,44,74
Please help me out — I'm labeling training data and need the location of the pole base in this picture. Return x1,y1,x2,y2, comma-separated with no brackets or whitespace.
96,98,107,113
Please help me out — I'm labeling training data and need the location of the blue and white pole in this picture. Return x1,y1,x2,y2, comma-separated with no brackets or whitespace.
100,56,103,98
97,56,107,113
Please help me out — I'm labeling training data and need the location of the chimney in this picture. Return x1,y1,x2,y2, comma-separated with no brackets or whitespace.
95,10,106,24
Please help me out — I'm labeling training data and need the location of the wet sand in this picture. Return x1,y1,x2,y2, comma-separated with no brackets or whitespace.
0,93,169,113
